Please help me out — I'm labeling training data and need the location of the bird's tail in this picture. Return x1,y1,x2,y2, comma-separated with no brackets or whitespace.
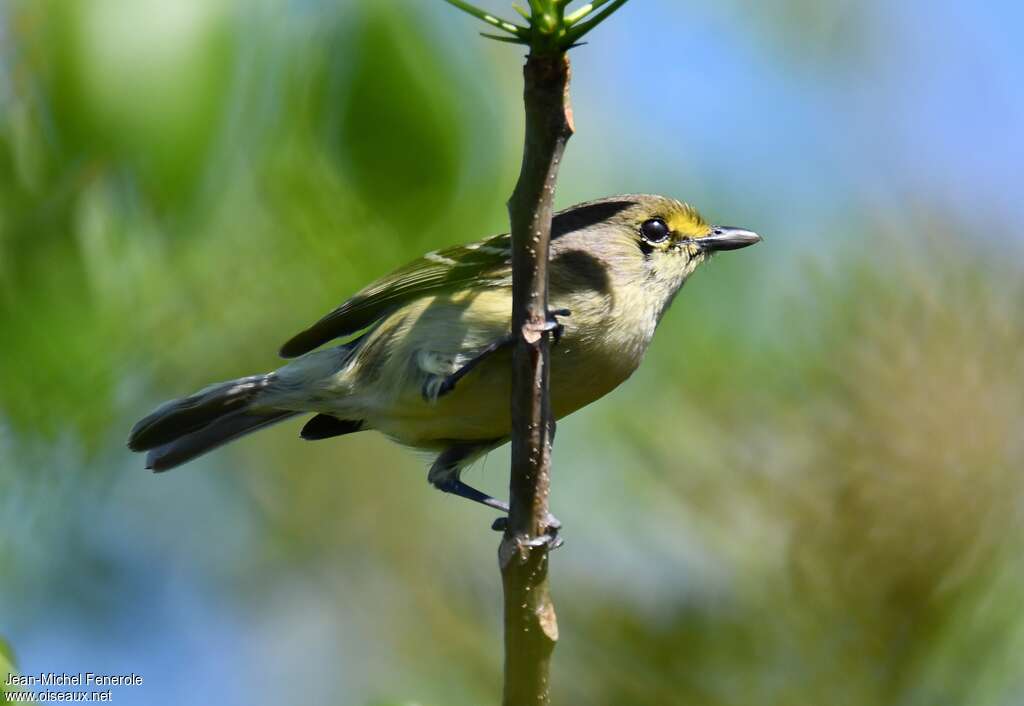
127,374,298,472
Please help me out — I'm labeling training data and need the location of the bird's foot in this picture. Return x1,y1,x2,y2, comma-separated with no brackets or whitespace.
491,512,563,550
544,308,571,346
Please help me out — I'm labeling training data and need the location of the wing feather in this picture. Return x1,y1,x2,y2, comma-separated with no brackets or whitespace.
279,234,512,357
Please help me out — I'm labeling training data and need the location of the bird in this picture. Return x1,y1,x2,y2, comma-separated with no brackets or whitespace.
127,194,760,524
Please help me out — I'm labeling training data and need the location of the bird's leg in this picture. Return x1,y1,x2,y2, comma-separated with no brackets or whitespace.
546,308,571,345
425,309,571,402
428,444,509,513
428,444,563,547
426,334,514,401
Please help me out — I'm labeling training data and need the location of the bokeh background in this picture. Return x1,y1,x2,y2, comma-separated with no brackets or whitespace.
2,0,1023,704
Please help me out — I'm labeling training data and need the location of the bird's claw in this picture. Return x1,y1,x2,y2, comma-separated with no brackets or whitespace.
531,525,564,550
491,513,563,550
544,308,571,346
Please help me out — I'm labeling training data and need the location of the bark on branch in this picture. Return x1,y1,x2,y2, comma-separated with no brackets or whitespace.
501,52,574,706
436,5,629,701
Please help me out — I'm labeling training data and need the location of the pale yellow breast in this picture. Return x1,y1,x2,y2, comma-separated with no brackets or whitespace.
331,277,657,448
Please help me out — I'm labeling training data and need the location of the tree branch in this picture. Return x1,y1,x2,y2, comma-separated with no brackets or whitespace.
500,52,573,706
441,2,632,703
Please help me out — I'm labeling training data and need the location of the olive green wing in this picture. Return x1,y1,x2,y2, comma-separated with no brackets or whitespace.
279,234,512,357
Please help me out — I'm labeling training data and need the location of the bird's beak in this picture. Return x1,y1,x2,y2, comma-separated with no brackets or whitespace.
701,227,762,252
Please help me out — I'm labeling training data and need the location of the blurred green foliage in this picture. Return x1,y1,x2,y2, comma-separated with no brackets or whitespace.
0,636,14,702
1,1,1022,705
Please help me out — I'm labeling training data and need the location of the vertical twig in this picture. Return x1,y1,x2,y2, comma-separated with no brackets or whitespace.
440,3,631,703
501,53,573,706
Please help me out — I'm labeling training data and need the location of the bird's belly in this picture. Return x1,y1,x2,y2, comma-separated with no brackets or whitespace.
367,332,641,448
326,287,655,449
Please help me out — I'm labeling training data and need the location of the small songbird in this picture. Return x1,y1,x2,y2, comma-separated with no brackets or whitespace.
128,194,760,520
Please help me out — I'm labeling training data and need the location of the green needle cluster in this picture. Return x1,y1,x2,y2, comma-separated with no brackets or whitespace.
442,0,631,52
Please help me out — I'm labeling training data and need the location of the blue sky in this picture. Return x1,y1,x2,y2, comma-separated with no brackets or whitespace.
554,0,1024,240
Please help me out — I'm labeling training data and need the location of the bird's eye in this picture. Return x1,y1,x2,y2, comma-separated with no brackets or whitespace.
640,218,670,243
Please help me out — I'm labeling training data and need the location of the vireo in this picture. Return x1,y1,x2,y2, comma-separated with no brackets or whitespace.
128,195,760,519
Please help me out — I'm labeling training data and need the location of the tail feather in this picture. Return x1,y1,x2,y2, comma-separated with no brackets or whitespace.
129,350,364,471
145,410,298,472
128,375,274,452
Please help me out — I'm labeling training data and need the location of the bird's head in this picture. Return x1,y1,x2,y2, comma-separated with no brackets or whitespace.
553,194,761,300
620,193,761,274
